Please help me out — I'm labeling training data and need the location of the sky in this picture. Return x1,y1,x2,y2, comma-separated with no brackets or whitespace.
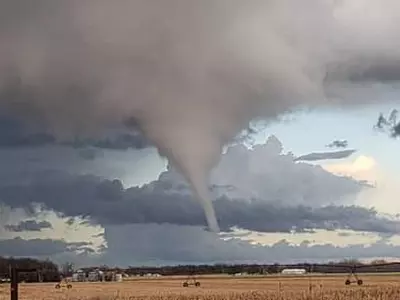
1,103,400,267
259,101,400,214
1,0,400,268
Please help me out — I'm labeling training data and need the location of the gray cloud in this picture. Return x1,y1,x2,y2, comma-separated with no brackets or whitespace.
63,133,151,151
294,149,356,162
0,115,151,150
0,116,55,147
0,141,161,191
100,223,400,266
342,60,400,83
0,170,391,235
4,220,53,232
0,237,91,257
3,224,400,266
0,134,395,267
77,147,100,161
326,140,348,148
0,137,379,234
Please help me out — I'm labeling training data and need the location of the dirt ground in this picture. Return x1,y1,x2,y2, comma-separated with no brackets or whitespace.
1,274,400,300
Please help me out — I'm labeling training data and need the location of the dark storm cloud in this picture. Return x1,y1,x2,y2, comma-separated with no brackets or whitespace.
294,149,356,162
0,115,152,150
0,137,376,234
77,147,100,161
101,224,400,266
0,116,55,147
347,61,400,82
4,223,400,266
63,133,151,150
215,200,400,234
0,237,91,257
0,170,394,234
4,224,400,266
4,220,53,232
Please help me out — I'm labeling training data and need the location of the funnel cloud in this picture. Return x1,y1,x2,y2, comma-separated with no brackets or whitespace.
1,0,400,232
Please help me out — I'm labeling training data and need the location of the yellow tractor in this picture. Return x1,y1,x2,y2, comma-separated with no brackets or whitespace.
55,278,72,289
182,274,200,287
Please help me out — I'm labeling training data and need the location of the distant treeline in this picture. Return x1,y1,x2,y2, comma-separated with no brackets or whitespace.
122,262,400,276
1,256,400,283
0,257,61,283
82,259,400,276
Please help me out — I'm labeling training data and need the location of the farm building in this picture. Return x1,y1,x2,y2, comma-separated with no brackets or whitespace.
72,269,124,282
72,270,86,282
281,268,307,275
88,270,105,282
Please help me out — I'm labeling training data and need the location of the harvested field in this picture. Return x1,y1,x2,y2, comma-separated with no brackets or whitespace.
1,274,400,300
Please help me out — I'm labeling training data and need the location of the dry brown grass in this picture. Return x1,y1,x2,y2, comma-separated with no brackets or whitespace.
1,274,400,300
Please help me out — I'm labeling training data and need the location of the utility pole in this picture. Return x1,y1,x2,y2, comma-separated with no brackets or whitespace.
9,267,37,300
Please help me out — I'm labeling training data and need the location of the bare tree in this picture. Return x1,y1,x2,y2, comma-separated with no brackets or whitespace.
374,109,400,137
61,262,74,277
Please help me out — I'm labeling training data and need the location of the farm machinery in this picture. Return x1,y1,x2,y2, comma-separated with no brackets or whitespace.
182,274,200,287
55,278,72,289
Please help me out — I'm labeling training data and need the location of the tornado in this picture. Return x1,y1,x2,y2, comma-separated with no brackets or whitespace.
1,0,400,232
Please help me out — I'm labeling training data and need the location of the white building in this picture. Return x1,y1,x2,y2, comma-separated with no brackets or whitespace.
281,268,307,275
72,270,86,282
88,270,105,282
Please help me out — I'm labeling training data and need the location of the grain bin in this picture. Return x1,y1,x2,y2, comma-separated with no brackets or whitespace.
115,274,123,282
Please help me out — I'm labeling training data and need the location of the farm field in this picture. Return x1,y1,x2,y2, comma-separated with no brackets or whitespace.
1,274,400,300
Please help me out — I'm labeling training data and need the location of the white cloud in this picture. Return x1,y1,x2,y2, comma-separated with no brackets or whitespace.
233,228,387,248
97,223,400,267
209,135,365,206
322,155,400,214
322,155,378,182
4,221,400,267
0,206,104,253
